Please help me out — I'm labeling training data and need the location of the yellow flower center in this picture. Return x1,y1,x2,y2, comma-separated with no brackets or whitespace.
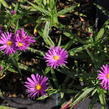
7,41,12,46
36,84,42,91
18,42,23,47
53,56,60,61
106,74,109,79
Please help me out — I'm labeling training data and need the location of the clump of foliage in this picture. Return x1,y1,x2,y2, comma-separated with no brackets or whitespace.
0,0,109,109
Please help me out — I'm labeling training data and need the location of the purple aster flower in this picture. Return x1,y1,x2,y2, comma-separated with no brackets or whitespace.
15,28,35,51
24,73,48,98
10,10,16,15
97,64,109,90
15,35,28,50
44,46,68,69
0,32,16,54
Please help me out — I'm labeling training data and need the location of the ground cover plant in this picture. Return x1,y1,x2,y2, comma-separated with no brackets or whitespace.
0,0,109,109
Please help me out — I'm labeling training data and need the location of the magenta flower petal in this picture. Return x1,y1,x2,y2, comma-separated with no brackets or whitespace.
15,28,35,51
44,46,68,69
27,77,35,85
10,10,16,15
0,32,16,55
97,64,109,90
24,73,48,98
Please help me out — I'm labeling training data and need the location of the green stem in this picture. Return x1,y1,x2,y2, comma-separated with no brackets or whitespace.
28,47,44,56
9,55,22,77
51,68,58,89
86,48,98,69
98,89,106,109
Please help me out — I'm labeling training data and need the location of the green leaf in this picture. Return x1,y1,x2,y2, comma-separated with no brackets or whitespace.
69,44,93,56
44,67,51,74
50,68,58,88
58,67,74,78
93,3,109,17
9,55,21,74
95,27,105,42
0,0,9,8
95,19,109,41
58,4,79,16
49,0,56,10
18,63,37,73
70,87,94,108
43,21,55,46
28,47,44,56
57,36,62,46
97,88,106,109
64,40,75,49
91,88,97,96
37,88,58,100
28,1,51,16
63,31,75,39
86,48,98,68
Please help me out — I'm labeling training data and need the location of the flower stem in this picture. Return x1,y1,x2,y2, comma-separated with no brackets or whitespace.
9,55,22,78
51,68,58,89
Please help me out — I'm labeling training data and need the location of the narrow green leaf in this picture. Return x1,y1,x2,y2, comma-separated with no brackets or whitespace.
69,44,93,56
51,68,58,88
64,40,74,49
91,88,97,96
86,48,98,68
9,55,21,75
63,32,74,39
58,4,79,16
70,87,94,108
44,67,51,74
0,0,9,8
58,67,74,78
95,28,105,42
28,47,44,56
57,36,61,46
49,0,56,9
97,88,106,109
95,19,109,41
28,1,51,16
18,63,37,73
94,3,109,17
43,21,55,46
37,88,58,100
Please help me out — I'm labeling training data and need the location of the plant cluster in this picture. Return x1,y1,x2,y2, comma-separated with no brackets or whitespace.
0,0,109,109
